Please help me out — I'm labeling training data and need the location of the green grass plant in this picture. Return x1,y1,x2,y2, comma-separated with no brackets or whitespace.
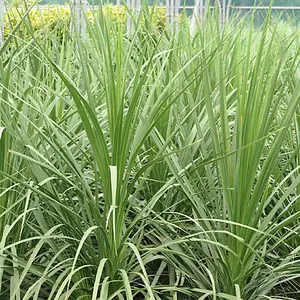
0,4,300,299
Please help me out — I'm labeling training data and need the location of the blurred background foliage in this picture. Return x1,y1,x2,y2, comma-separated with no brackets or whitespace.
8,0,300,6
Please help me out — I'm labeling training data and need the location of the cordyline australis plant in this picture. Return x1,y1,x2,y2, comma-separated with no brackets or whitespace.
0,4,300,300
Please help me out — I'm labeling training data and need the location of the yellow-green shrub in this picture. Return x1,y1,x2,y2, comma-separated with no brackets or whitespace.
4,6,70,37
101,5,166,28
4,5,167,38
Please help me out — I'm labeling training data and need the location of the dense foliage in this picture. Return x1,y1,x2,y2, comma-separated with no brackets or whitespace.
1,4,300,300
37,0,300,6
3,4,165,38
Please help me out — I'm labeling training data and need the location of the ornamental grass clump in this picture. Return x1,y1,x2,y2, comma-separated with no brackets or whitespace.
0,4,300,300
